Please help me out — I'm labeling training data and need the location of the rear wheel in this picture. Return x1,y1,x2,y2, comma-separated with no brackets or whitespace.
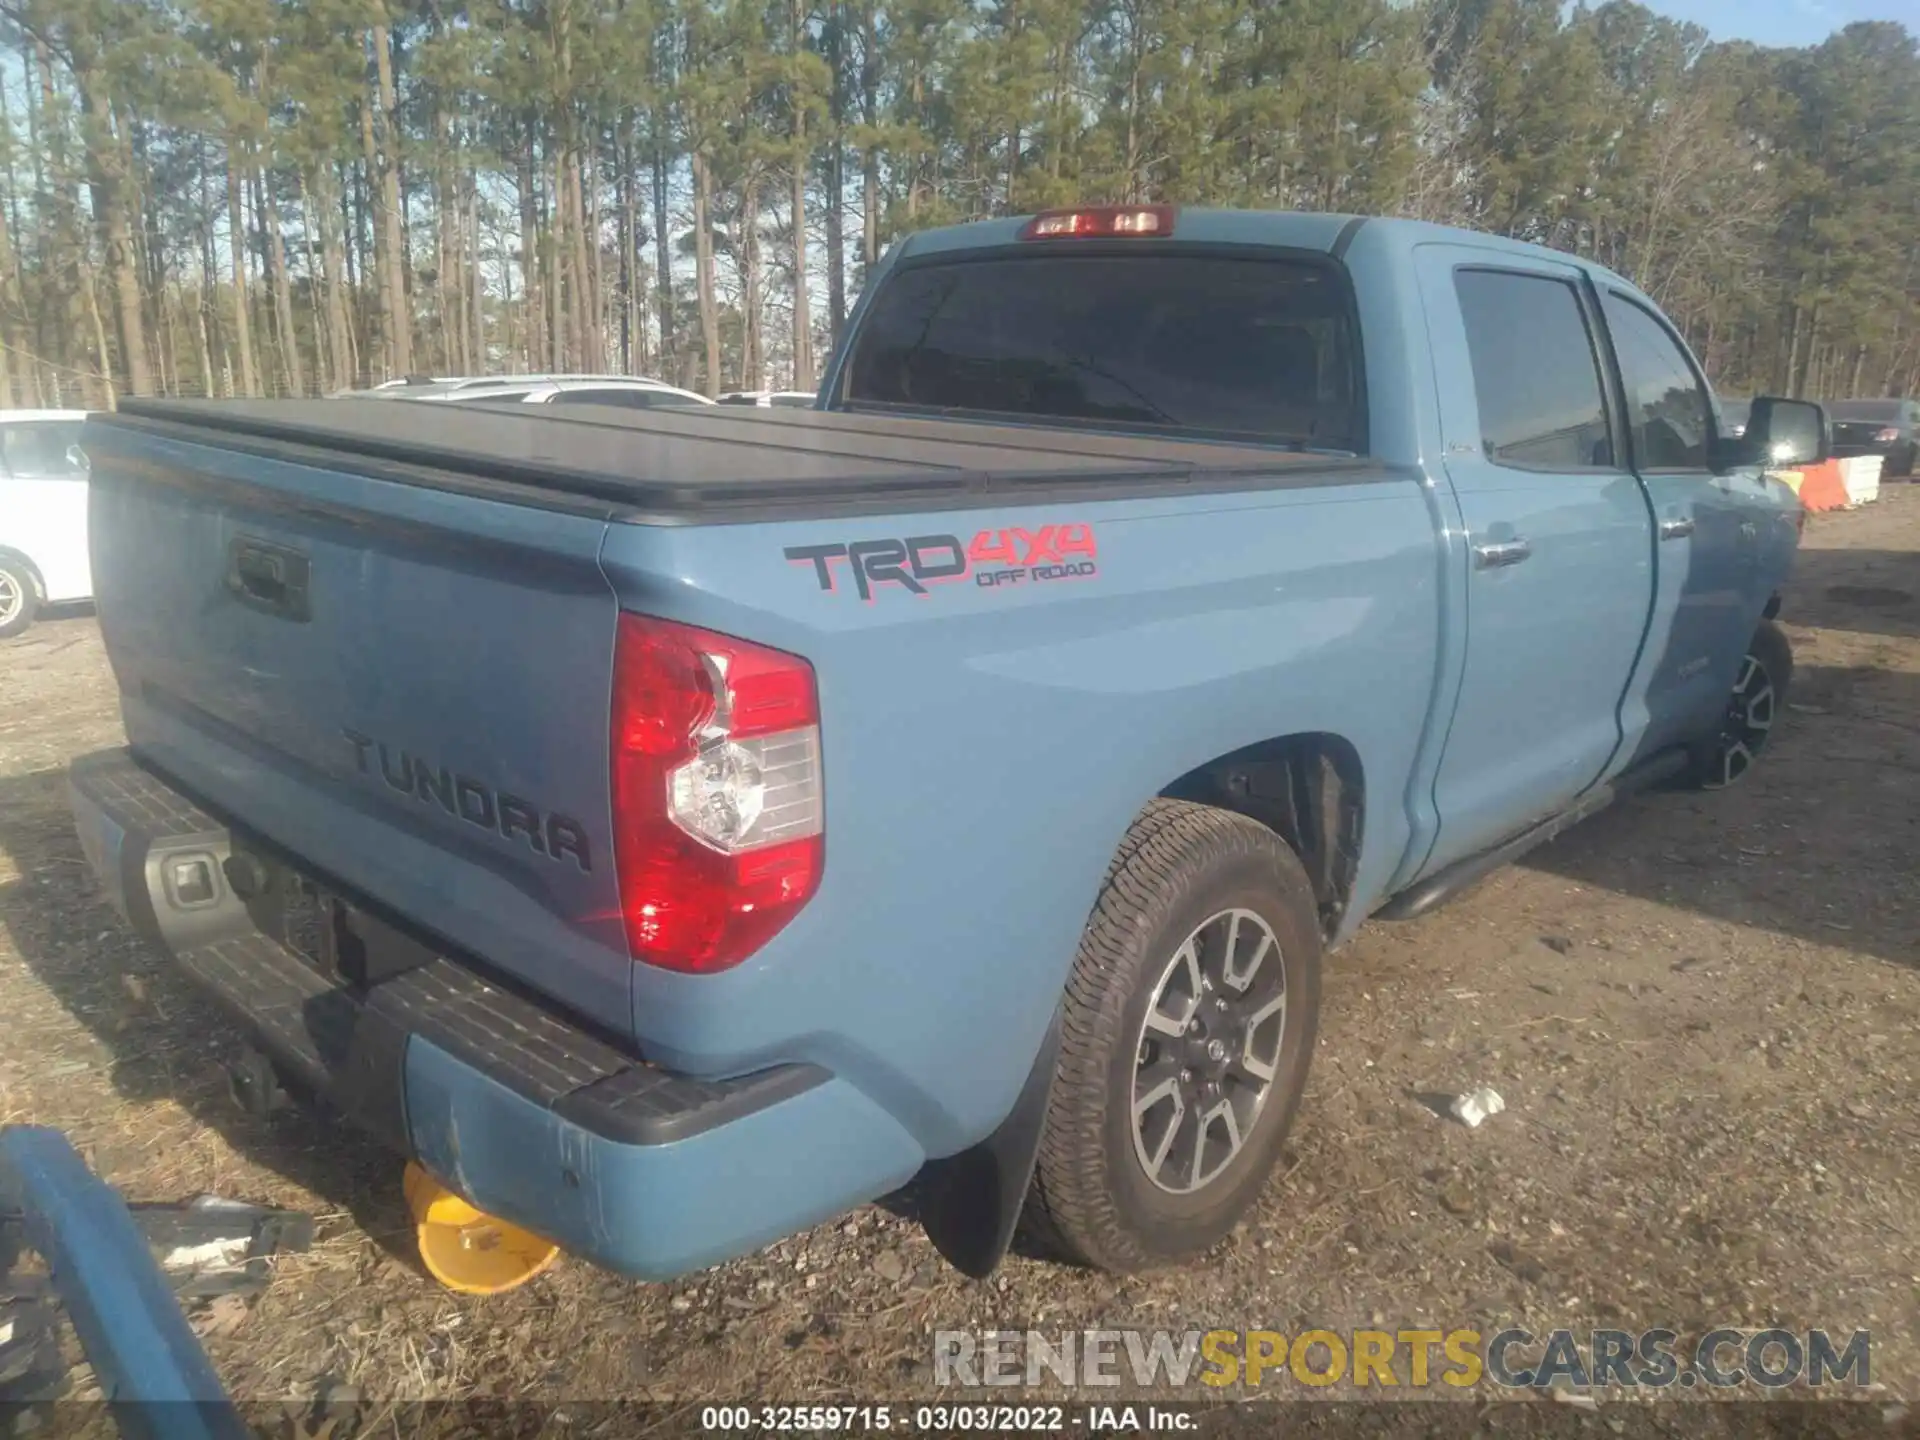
0,560,38,639
1024,800,1322,1273
1689,620,1792,790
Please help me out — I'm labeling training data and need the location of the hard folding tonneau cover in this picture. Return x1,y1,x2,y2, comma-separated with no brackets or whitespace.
97,397,1382,525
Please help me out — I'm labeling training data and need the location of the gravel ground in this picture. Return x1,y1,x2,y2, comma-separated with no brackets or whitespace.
1,489,1917,1431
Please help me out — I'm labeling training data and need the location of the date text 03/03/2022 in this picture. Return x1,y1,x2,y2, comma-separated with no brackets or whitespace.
698,1405,1195,1432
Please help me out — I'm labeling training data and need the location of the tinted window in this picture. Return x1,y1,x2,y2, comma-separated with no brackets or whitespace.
1,421,87,477
845,255,1361,449
456,391,533,406
1602,292,1712,469
549,388,689,409
1454,270,1612,469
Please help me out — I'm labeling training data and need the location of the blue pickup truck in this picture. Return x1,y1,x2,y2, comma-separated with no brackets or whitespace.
68,207,1822,1286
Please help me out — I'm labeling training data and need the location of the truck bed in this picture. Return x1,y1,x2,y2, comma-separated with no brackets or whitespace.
102,398,1387,525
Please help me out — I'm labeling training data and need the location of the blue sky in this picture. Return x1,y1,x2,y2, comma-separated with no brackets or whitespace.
1643,0,1912,48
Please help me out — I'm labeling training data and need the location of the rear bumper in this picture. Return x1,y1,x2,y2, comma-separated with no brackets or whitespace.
66,748,923,1281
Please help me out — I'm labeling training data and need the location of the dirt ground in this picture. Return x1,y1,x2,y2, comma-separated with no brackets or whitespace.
2,489,1917,1426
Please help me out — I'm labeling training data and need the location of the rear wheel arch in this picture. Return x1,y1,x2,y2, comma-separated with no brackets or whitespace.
1156,732,1366,942
916,735,1361,1277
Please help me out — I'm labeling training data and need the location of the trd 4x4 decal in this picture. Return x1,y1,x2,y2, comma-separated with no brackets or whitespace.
785,524,1098,601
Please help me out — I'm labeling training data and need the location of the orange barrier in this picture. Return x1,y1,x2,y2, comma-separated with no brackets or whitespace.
1782,460,1849,513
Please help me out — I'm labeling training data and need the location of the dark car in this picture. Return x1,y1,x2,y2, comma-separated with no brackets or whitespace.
1826,398,1918,478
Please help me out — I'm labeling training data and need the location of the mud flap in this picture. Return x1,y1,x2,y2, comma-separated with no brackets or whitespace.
917,1011,1060,1280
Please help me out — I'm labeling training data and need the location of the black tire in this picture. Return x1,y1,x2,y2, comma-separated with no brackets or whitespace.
1024,799,1322,1273
1688,619,1793,790
0,559,38,639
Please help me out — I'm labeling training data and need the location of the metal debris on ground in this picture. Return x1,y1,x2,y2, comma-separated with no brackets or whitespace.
1448,1087,1507,1128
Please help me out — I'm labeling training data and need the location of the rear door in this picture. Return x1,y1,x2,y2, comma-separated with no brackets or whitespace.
1415,248,1656,873
0,418,92,601
1597,288,1755,762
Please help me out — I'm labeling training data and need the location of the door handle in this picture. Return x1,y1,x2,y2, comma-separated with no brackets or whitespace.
1471,537,1532,570
226,537,312,622
1658,517,1695,540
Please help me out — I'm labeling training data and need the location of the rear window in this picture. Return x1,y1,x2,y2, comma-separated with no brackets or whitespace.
1,420,86,476
843,254,1362,450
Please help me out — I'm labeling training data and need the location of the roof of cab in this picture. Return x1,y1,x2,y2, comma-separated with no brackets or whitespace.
889,207,1641,295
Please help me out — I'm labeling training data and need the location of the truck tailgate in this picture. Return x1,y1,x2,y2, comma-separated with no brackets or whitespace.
83,419,633,1032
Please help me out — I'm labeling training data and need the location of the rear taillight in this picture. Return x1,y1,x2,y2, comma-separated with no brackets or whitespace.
611,613,823,974
1873,426,1901,444
1019,205,1176,240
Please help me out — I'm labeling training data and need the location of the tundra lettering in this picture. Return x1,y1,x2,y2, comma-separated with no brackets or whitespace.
341,726,592,872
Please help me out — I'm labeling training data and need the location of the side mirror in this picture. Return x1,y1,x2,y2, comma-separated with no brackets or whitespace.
1726,396,1828,470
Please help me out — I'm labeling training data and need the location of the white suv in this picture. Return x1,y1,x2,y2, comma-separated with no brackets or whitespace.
0,409,92,639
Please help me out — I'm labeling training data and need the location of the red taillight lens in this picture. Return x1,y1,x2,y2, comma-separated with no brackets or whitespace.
611,613,823,974
1873,426,1901,444
1019,205,1176,241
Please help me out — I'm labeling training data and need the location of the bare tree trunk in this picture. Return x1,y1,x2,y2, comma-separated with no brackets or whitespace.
34,42,84,397
861,3,878,269
587,151,604,371
72,50,151,397
566,148,594,371
79,257,115,409
692,148,721,396
196,305,214,399
259,153,305,396
225,148,258,396
1791,302,1819,399
297,173,330,389
435,104,461,374
518,135,544,371
618,117,634,372
651,132,674,374
468,178,485,370
316,170,355,392
743,178,762,391
549,144,567,369
0,179,24,406
825,0,846,344
372,26,413,375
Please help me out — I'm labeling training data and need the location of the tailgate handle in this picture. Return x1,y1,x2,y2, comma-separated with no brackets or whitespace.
226,538,311,622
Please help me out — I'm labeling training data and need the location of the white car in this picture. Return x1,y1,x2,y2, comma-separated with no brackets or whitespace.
0,409,92,638
718,390,819,409
370,375,716,411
